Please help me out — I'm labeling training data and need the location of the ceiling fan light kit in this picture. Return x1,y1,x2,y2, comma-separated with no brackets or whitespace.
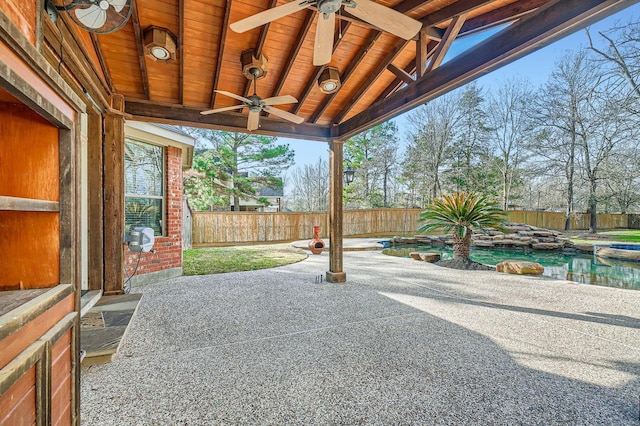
318,67,341,94
241,49,268,80
143,26,177,63
200,52,304,131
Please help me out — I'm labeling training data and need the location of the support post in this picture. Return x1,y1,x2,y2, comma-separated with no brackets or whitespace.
326,140,346,283
102,95,125,295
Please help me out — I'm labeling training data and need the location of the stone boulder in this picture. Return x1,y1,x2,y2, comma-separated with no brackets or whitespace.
419,252,441,263
409,252,441,263
409,252,423,260
496,260,544,275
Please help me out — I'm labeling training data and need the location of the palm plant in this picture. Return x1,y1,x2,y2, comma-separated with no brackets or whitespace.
418,192,506,260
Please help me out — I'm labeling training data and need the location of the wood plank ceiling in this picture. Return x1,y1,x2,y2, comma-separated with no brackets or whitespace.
48,0,639,141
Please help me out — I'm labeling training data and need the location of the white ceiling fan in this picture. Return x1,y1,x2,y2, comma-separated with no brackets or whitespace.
230,0,423,66
200,69,304,131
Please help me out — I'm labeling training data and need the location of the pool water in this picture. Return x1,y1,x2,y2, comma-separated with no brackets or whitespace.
382,245,640,290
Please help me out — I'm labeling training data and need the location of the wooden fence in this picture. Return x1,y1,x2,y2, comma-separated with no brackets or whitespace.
191,209,630,246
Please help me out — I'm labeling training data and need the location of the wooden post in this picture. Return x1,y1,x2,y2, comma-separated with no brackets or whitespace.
87,108,104,291
326,140,346,283
102,95,125,295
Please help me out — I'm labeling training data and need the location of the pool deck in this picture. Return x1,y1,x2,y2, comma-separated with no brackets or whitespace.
81,250,640,425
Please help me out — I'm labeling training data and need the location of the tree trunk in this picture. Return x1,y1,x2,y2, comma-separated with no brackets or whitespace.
452,231,472,260
589,179,597,234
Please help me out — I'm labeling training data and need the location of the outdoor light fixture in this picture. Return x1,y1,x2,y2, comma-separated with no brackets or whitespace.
318,67,341,94
343,166,355,184
143,26,177,63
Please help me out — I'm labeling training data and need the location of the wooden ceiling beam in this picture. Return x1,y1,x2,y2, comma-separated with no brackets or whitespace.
339,0,632,140
310,29,382,124
210,0,232,109
292,21,352,115
242,0,279,98
333,38,410,124
270,9,315,98
130,0,150,100
125,100,332,141
426,12,468,72
458,0,550,37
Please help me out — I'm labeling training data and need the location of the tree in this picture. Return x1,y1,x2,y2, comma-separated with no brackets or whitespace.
529,51,594,230
183,128,294,211
402,95,458,201
486,78,532,210
344,122,400,208
287,157,329,211
586,21,640,108
448,83,493,194
418,192,506,260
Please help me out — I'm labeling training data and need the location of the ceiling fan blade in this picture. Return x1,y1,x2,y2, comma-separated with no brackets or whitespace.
230,0,310,33
262,95,298,106
108,0,127,13
349,0,422,40
215,90,252,104
74,5,106,29
247,110,261,131
313,12,335,66
264,106,305,124
200,105,245,115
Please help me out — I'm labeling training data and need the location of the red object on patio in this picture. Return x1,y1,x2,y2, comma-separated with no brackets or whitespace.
308,226,325,255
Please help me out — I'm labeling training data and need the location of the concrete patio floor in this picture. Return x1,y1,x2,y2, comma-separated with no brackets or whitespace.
81,250,640,425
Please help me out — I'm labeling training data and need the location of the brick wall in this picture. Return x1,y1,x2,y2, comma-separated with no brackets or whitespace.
125,146,183,277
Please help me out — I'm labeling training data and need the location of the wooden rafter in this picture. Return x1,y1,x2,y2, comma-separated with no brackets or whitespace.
339,0,633,140
394,0,434,14
310,29,382,123
242,0,278,98
416,28,428,78
179,0,184,104
292,21,352,115
210,0,231,108
420,0,494,27
426,12,468,72
90,33,114,93
459,0,550,36
130,1,149,100
270,10,315,96
333,38,410,124
387,63,414,84
375,62,416,103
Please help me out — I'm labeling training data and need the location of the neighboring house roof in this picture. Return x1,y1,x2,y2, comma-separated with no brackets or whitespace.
124,121,195,169
153,123,193,138
257,186,283,197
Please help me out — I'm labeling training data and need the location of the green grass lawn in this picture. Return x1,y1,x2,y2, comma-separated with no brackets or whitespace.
599,230,640,242
569,229,640,245
183,243,307,275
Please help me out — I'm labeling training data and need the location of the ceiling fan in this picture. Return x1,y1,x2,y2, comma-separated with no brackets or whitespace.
46,0,132,34
200,68,304,131
230,0,423,66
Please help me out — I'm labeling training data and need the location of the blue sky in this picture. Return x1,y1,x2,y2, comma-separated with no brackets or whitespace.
283,3,640,169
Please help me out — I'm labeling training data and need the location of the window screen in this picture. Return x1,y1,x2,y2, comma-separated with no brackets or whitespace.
125,140,164,235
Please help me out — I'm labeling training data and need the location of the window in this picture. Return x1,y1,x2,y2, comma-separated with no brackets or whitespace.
125,139,164,235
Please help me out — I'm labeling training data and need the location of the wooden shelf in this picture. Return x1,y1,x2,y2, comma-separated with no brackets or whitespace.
0,196,59,212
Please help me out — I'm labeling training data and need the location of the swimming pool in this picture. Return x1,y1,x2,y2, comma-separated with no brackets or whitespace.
382,245,640,290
